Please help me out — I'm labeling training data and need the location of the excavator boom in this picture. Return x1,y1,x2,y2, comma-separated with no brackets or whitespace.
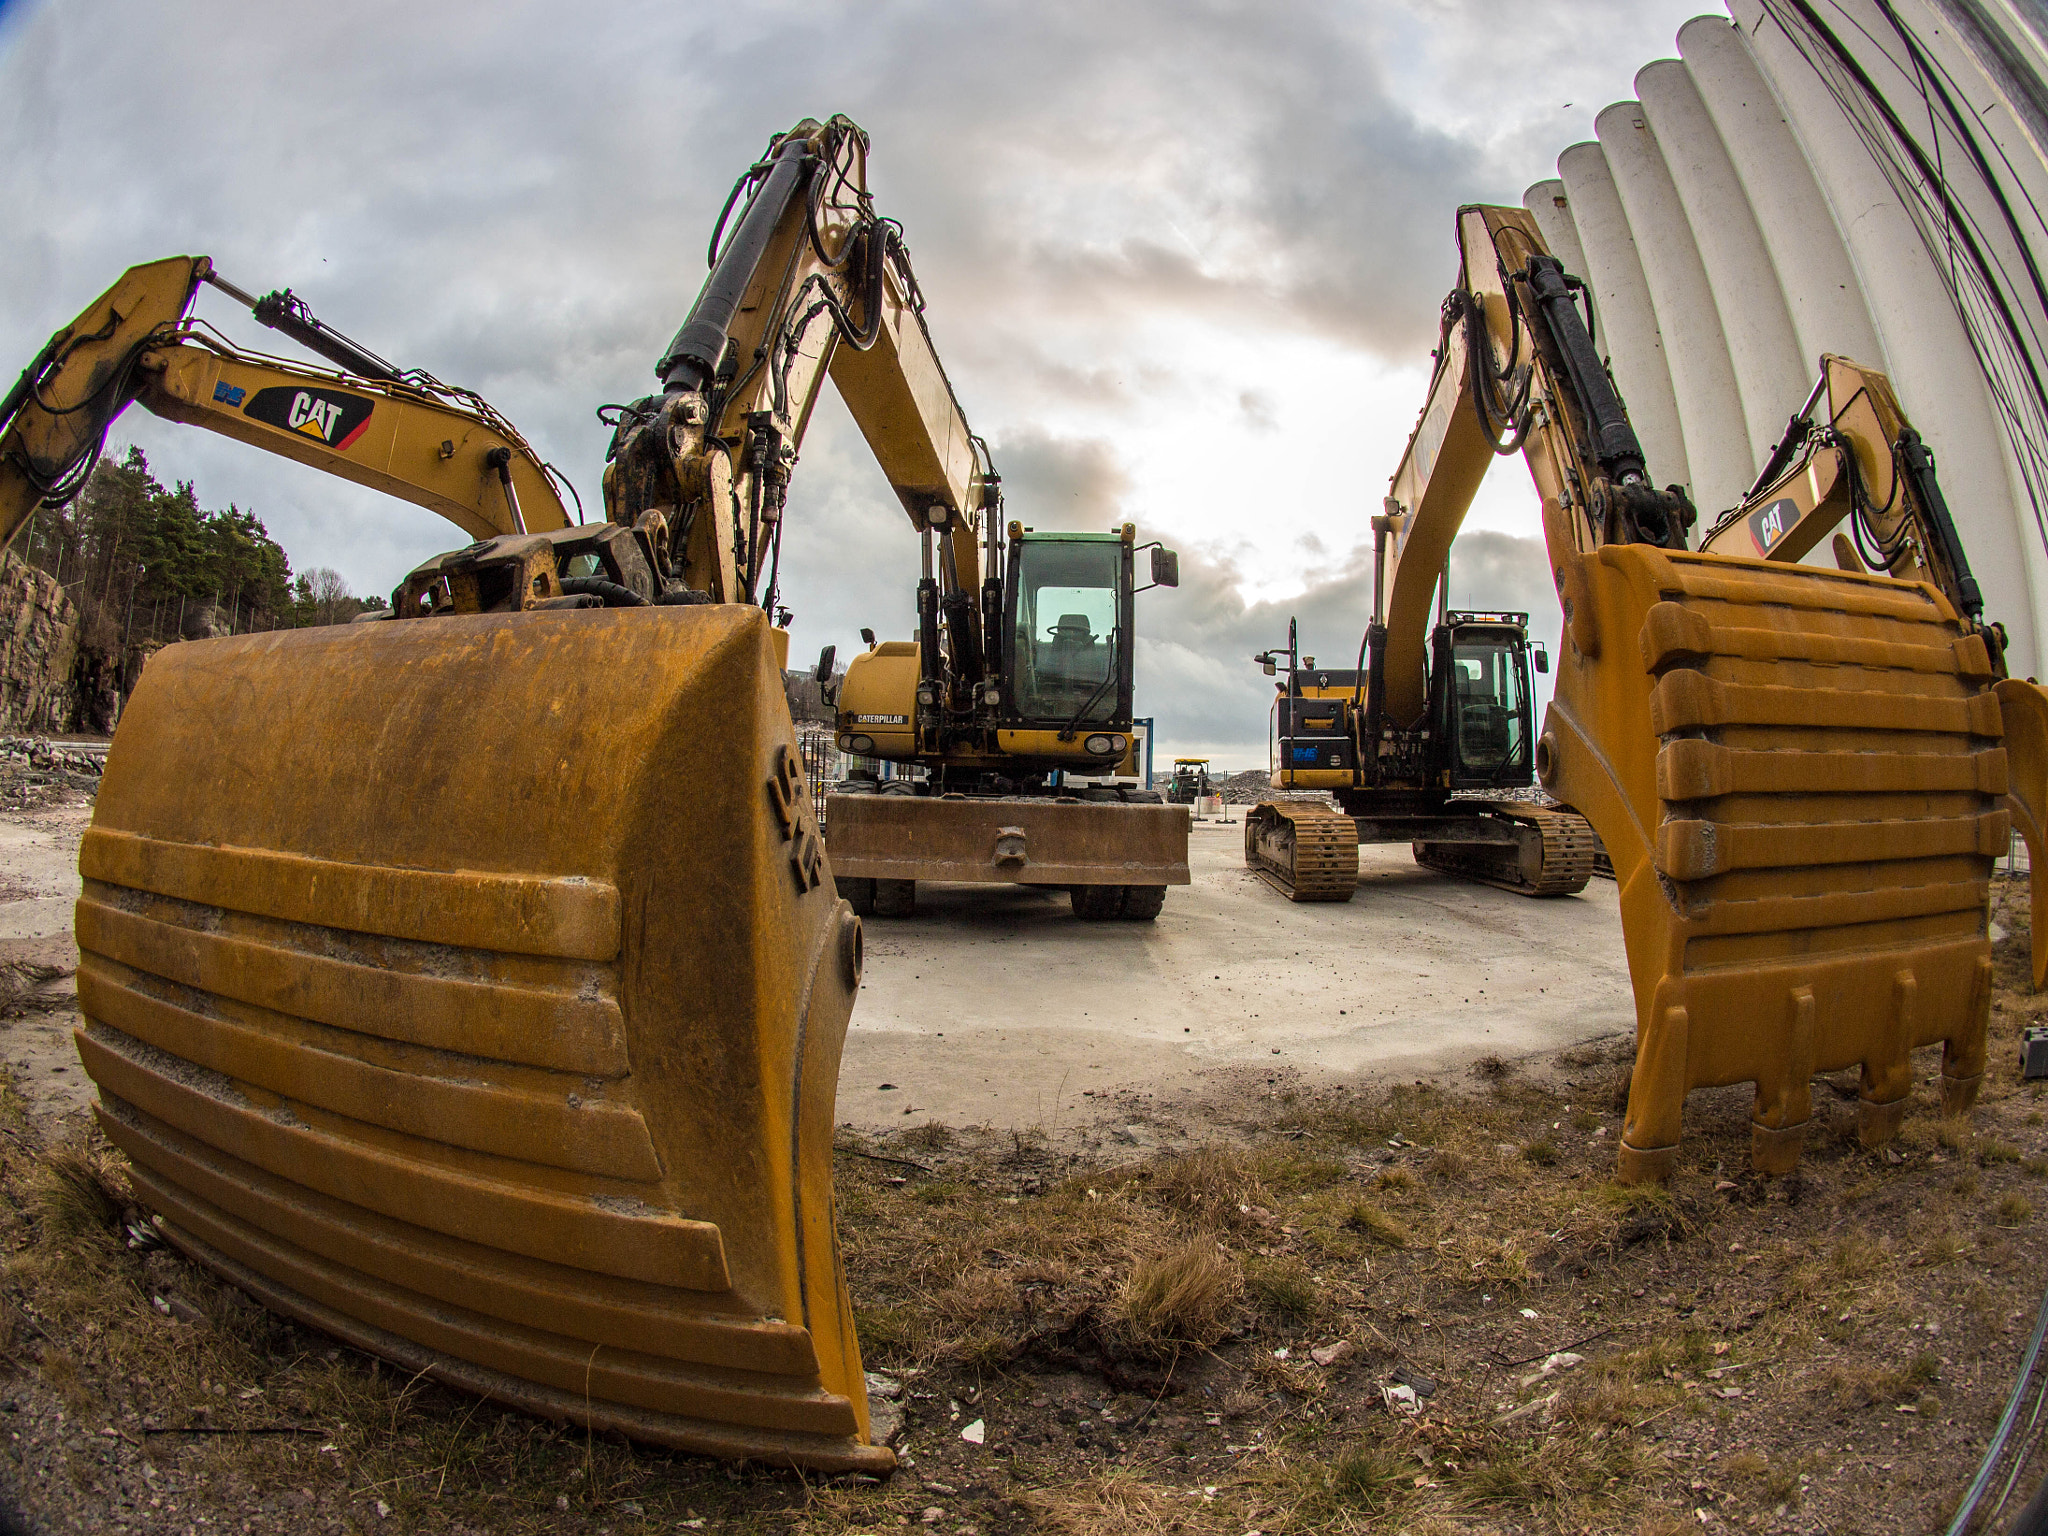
2,257,570,550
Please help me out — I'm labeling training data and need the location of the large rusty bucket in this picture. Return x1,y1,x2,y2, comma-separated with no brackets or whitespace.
75,606,889,1471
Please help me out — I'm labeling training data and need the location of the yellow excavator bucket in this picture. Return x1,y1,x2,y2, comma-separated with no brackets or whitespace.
1997,678,2048,991
75,606,889,1472
1540,545,2002,1181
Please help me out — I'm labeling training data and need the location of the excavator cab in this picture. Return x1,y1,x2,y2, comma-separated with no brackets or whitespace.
1430,612,1536,789
1002,532,1131,735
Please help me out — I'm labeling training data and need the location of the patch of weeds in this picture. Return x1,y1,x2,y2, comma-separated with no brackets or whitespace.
1570,1107,1601,1133
1373,1167,1416,1195
1954,1171,1983,1198
1324,1442,1410,1514
911,1181,969,1206
30,1145,125,1256
1019,1467,1180,1534
1831,1227,1891,1280
1256,1150,1348,1193
1823,1352,1938,1407
1245,1255,1318,1325
1147,1146,1262,1230
1116,1238,1241,1356
899,1121,953,1152
1341,1200,1411,1248
1522,1137,1559,1168
851,1303,923,1360
1980,1139,2022,1166
1936,1117,1973,1153
1427,1149,1469,1183
1918,1228,1970,1266
1997,1193,2033,1227
1473,1054,1513,1081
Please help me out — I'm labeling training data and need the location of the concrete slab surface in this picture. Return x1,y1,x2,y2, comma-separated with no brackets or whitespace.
838,815,1636,1135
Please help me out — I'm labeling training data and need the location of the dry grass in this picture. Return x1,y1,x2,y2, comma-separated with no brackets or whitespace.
1116,1238,1242,1355
1148,1146,1264,1230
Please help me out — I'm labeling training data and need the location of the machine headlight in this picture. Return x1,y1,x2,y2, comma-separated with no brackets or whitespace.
1084,733,1116,755
837,735,855,752
850,734,876,755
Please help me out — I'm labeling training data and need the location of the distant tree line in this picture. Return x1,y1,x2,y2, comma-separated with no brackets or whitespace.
15,446,382,653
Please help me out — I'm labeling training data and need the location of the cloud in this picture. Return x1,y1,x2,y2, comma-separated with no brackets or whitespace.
0,0,1716,763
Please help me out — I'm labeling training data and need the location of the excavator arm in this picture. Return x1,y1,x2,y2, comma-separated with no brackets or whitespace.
1,256,570,553
1389,206,2002,1182
602,116,994,622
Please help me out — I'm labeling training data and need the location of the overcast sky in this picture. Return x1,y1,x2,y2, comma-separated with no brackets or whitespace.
0,0,1723,768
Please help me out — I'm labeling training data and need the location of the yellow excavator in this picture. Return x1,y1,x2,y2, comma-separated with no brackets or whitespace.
1243,607,1597,900
0,114,1051,1473
826,515,1189,922
1359,204,2018,1183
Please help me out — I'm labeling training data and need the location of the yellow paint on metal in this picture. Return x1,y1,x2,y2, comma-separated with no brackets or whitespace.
1997,678,2048,990
78,605,889,1472
1538,545,1999,1181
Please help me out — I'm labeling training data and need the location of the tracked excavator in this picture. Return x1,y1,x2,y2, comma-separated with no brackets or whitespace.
1329,204,2013,1182
1243,598,1596,900
826,515,1188,922
0,114,1047,1472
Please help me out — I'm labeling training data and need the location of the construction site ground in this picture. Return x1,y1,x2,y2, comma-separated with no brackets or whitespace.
2,783,2046,1534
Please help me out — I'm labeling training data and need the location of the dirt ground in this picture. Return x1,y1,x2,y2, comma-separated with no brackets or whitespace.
2,782,2047,1534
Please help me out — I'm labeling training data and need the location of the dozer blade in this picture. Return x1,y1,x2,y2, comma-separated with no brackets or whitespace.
1412,804,1598,896
1244,802,1358,901
1996,678,2048,991
74,607,890,1472
1538,545,2004,1181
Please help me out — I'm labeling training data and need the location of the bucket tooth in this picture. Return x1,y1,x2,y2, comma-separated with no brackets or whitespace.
75,605,890,1472
1541,546,2001,1180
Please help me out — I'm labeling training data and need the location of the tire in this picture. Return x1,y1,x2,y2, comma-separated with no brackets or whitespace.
873,878,917,918
836,876,876,916
1070,884,1127,920
1080,786,1122,803
1120,788,1164,805
878,781,917,797
1121,885,1166,920
835,779,878,796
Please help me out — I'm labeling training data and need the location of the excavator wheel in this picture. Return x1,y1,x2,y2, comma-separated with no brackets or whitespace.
1243,802,1359,902
835,876,877,917
1071,884,1128,920
1120,885,1166,921
1412,805,1596,897
871,879,917,918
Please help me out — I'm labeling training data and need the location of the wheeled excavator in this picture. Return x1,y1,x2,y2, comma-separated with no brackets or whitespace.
826,516,1188,922
0,114,1062,1475
1335,204,2019,1184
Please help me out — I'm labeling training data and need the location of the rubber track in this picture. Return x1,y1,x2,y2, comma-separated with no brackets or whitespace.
1245,803,1359,902
1413,805,1596,896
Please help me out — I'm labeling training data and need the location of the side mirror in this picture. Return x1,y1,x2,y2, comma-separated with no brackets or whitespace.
814,644,836,684
859,627,877,648
1533,644,1549,675
1151,547,1180,588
